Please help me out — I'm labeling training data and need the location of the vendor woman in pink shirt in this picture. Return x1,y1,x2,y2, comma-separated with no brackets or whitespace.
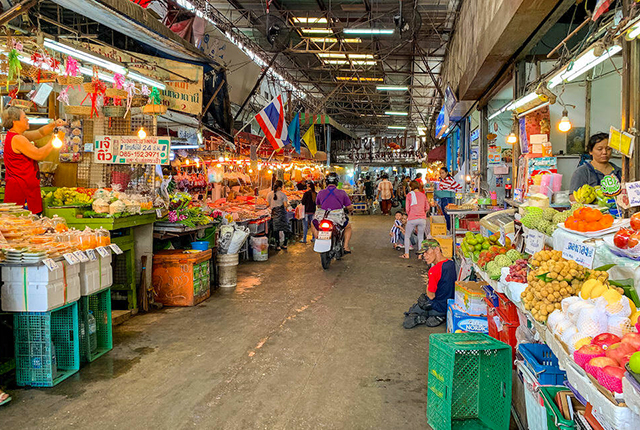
401,181,430,259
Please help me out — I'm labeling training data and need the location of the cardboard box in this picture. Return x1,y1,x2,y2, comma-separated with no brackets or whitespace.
431,215,447,236
446,299,489,334
434,235,453,258
454,281,488,316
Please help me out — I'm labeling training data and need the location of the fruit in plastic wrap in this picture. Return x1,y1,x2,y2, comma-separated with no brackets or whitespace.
592,333,621,350
576,305,608,337
543,207,558,221
569,333,593,353
607,316,634,337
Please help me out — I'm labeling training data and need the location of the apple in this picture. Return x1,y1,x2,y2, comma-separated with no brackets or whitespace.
592,333,621,350
602,365,625,380
614,228,632,249
631,213,640,230
606,342,636,365
600,366,626,393
622,332,640,350
618,352,634,368
588,356,618,367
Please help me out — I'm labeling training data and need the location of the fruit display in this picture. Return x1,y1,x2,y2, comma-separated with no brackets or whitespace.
521,205,577,236
475,245,522,280
573,184,596,204
564,207,614,233
47,187,94,206
460,231,502,260
612,214,640,252
594,187,614,208
505,259,529,283
522,250,588,322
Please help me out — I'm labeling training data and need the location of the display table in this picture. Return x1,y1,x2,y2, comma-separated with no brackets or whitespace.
45,209,158,310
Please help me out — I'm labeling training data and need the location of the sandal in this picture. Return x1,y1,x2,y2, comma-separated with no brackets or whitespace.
399,254,410,259
0,390,11,406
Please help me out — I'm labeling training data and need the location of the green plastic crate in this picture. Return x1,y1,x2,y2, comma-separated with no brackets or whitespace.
79,288,113,363
14,302,80,387
539,386,576,430
427,333,512,430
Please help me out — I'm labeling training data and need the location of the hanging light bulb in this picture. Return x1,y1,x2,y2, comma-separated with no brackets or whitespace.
218,156,224,162
558,109,572,132
267,169,273,174
506,133,517,144
51,128,64,149
137,127,147,140
249,168,253,173
216,163,222,168
185,159,190,165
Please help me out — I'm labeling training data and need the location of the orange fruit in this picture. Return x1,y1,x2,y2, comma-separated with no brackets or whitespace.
601,214,614,228
574,208,586,220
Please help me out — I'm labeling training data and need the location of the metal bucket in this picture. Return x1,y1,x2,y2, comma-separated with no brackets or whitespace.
217,253,239,289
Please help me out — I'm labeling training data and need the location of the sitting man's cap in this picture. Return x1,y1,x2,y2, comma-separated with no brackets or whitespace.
421,239,441,250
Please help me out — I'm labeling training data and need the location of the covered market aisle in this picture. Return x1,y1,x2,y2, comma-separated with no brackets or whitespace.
0,216,438,429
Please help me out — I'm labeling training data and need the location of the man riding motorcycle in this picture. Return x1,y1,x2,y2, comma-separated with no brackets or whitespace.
314,173,354,253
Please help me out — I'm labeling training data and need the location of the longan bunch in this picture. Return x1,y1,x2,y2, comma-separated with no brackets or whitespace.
522,251,587,322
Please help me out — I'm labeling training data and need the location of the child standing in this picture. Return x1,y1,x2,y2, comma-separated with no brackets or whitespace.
390,212,403,249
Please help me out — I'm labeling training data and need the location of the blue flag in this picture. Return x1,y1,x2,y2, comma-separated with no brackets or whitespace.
288,112,301,153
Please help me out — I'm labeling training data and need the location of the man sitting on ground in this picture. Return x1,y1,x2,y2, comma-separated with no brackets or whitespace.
403,240,456,328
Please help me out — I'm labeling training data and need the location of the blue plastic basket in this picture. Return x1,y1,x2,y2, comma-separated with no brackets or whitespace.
518,343,566,386
482,284,499,308
191,241,210,251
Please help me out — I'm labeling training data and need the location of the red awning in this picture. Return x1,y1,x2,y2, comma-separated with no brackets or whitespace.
427,144,446,161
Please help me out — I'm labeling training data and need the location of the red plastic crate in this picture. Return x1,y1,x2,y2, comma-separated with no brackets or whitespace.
486,299,518,368
467,220,481,232
495,291,519,324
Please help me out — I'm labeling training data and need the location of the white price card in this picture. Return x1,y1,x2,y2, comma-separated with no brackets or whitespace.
524,229,545,255
626,181,640,207
96,247,110,257
156,208,163,218
109,244,123,254
63,253,80,265
74,250,89,263
499,227,506,246
85,249,98,261
42,258,59,271
562,240,595,269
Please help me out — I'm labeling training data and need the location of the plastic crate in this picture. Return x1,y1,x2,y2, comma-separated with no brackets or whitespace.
486,302,518,368
483,285,499,308
79,288,112,363
519,344,567,386
496,291,519,323
516,360,549,430
427,333,512,430
539,386,577,430
13,301,80,387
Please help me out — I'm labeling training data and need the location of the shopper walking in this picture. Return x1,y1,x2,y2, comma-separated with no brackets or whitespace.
401,181,430,259
267,180,291,250
377,174,394,215
396,176,408,210
437,167,462,232
300,181,317,244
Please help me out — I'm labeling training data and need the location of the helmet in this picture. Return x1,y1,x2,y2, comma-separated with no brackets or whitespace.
326,172,339,185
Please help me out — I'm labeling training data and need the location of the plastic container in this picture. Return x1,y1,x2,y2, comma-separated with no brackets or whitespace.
518,343,566,386
87,311,97,354
13,301,80,387
250,236,269,261
496,291,519,323
426,333,512,430
539,386,576,430
483,284,499,308
79,289,112,363
217,253,239,289
152,250,212,306
96,227,111,246
191,241,210,251
516,360,548,430
1,262,81,312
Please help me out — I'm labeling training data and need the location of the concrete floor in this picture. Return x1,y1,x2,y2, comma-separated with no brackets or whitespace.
0,215,443,429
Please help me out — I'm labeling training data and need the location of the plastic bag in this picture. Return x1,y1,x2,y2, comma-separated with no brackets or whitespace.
505,281,527,304
226,227,250,254
553,318,575,337
547,309,565,333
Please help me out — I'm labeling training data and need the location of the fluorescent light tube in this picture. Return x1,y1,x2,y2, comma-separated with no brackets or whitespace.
317,53,347,58
27,117,52,125
388,125,406,129
348,54,374,59
385,111,408,116
377,85,408,91
323,60,349,65
547,45,622,89
351,60,377,65
344,28,394,35
510,92,538,110
301,28,333,34
293,17,328,24
44,39,126,74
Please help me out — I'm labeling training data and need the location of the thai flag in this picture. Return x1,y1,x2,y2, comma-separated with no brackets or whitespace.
255,95,289,150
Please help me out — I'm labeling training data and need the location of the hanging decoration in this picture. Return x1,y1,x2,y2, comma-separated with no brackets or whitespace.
148,87,162,105
65,56,79,77
57,86,70,106
140,85,151,96
7,48,22,90
123,81,136,117
8,87,19,101
28,52,59,84
81,71,107,118
142,86,167,115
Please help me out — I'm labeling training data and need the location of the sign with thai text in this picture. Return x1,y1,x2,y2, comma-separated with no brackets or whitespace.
94,135,170,165
562,240,595,269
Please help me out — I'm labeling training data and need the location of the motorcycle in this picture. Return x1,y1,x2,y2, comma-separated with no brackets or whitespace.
313,213,345,270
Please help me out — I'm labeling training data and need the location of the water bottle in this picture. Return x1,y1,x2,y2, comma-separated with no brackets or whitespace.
88,311,97,354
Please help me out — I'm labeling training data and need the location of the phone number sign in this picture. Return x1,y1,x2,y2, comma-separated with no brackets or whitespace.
94,135,171,165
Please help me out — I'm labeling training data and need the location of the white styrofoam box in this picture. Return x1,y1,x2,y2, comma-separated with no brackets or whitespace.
516,361,547,430
1,281,65,311
565,360,640,430
79,260,100,296
622,376,640,416
99,253,112,290
1,261,80,312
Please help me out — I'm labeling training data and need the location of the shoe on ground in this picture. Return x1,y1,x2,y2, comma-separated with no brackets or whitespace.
403,313,427,329
425,315,445,327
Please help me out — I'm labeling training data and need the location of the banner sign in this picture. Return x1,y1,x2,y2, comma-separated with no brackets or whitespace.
562,239,595,269
94,135,171,165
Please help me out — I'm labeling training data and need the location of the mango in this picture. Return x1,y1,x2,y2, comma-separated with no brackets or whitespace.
589,283,608,299
580,279,599,300
601,288,622,305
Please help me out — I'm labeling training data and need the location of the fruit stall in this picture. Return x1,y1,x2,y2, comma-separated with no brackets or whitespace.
446,192,640,429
